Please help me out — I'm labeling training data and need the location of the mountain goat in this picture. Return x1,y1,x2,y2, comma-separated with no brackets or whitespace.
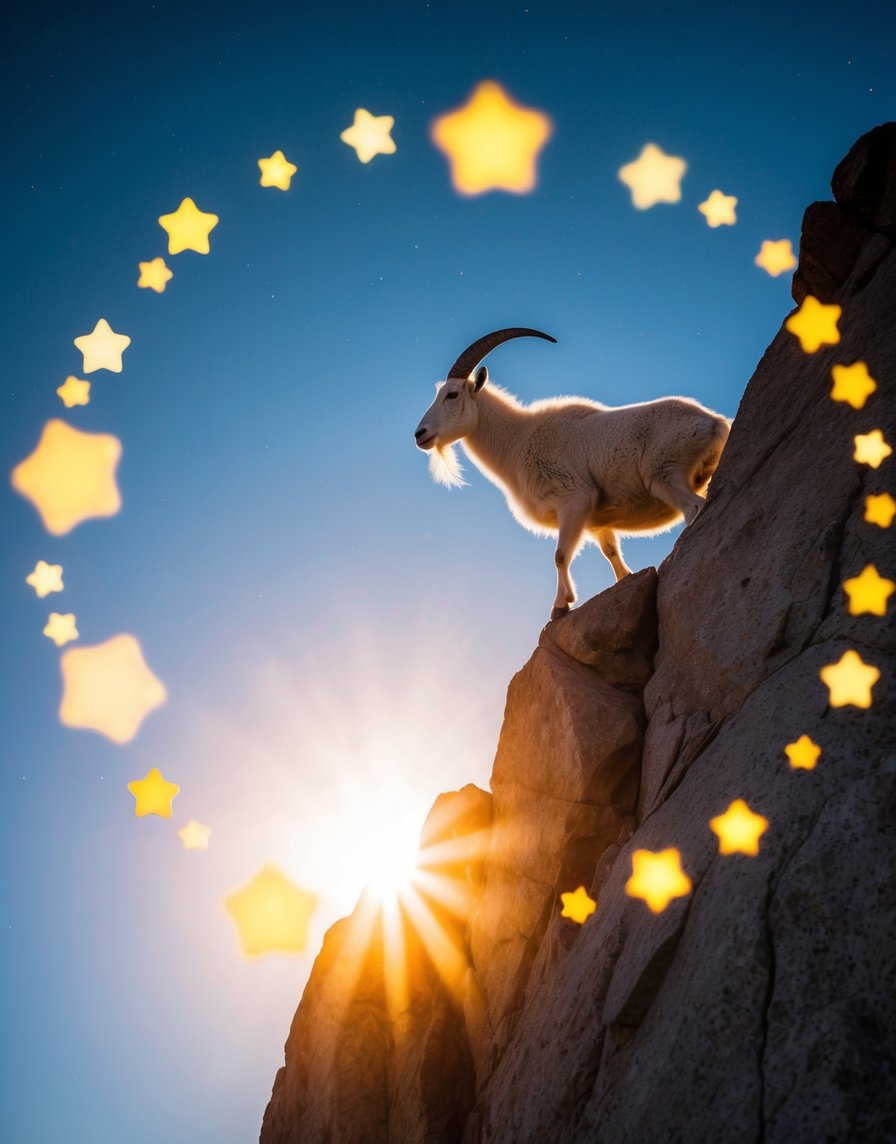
414,328,730,620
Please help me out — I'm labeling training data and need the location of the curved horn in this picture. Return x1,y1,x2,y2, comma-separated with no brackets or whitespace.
446,328,557,380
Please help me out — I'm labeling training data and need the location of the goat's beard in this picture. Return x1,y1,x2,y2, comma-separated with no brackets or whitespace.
428,443,466,488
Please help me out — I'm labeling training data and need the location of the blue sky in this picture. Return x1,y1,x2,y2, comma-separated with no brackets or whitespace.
2,1,893,1140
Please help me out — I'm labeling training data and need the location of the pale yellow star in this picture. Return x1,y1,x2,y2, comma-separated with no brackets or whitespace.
43,612,79,647
698,189,738,227
819,649,880,709
11,419,122,535
158,197,219,255
258,149,298,190
842,565,895,616
56,376,91,408
340,108,396,164
830,361,877,409
559,885,597,924
178,820,212,850
754,239,797,277
785,296,841,353
430,81,552,195
73,318,131,373
128,767,180,818
224,864,319,958
59,634,167,743
137,257,173,293
625,848,692,913
618,143,687,210
864,492,896,528
710,799,769,856
26,560,64,598
853,430,892,469
784,734,822,771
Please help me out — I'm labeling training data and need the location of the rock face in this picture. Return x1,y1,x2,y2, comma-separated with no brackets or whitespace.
261,125,896,1144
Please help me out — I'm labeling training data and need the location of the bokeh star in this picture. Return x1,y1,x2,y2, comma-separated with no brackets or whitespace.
698,189,738,227
784,734,822,770
340,108,396,164
73,318,131,373
258,149,298,189
754,239,797,277
843,565,895,616
137,257,173,293
853,430,892,468
710,799,769,856
59,634,167,743
56,376,91,408
43,612,79,647
625,848,692,913
819,649,880,708
618,143,687,209
830,361,877,409
178,820,212,850
158,197,219,255
785,296,842,353
864,492,896,528
224,864,319,958
26,560,64,598
128,768,181,818
560,885,597,924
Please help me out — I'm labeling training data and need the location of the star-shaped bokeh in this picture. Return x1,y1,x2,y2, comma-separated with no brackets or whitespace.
137,257,173,293
830,361,877,409
784,734,822,771
128,768,181,818
56,376,91,408
26,560,64,598
819,649,880,708
258,149,298,189
709,799,769,856
59,634,167,743
754,239,797,277
785,296,842,353
618,143,687,209
853,430,892,468
178,820,212,850
224,864,319,958
158,197,219,255
340,108,396,164
864,492,896,528
698,189,737,227
842,565,895,616
559,885,597,924
625,848,692,913
73,318,131,373
43,612,79,647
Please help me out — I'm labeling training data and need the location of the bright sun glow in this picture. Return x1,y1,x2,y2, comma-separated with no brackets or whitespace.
342,809,423,901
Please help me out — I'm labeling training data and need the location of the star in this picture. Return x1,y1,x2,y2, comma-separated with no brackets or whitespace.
864,492,896,528
59,634,167,743
178,820,212,850
73,318,131,373
137,257,173,293
158,197,219,255
785,296,841,353
710,799,769,856
819,649,880,709
853,430,892,469
340,108,396,164
430,81,552,195
559,885,597,924
26,560,64,598
784,734,822,770
11,419,122,535
625,848,692,913
754,239,797,277
830,361,877,409
56,376,91,408
842,565,895,616
618,143,687,210
698,189,738,227
258,149,298,190
128,767,180,818
224,863,319,958
43,612,79,647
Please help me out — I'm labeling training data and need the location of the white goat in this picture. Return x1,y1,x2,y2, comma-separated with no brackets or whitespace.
414,328,730,620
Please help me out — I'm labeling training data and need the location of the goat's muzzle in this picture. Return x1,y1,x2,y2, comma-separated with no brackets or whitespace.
415,426,436,450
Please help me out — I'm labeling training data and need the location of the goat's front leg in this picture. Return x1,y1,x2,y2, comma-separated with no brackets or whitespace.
591,527,632,581
551,497,591,621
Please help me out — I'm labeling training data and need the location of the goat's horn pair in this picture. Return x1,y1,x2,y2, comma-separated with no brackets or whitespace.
447,328,557,380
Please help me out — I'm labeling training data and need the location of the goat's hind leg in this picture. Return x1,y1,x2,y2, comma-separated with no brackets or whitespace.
551,497,591,621
592,527,632,581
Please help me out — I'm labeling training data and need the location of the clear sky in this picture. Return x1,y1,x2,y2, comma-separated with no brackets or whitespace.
2,2,893,1140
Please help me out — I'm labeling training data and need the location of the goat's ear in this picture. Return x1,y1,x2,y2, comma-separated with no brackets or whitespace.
473,365,489,393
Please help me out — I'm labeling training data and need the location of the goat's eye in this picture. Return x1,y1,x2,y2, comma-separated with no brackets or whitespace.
445,391,459,400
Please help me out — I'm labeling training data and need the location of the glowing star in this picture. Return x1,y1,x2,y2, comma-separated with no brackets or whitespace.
864,492,896,528
11,419,122,535
819,649,880,709
178,820,212,850
785,296,841,353
258,149,298,190
73,318,131,374
158,197,219,255
843,565,895,616
43,612,79,647
224,863,319,958
137,257,173,293
625,848,692,913
853,430,892,469
430,81,552,196
830,362,877,409
59,634,167,743
127,768,180,818
710,799,769,856
56,376,91,408
754,239,797,277
26,560,64,598
784,734,822,771
698,190,738,227
560,885,597,924
340,108,396,164
618,143,687,210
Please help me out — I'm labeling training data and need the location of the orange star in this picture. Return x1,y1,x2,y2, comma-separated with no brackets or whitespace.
853,430,892,469
340,108,396,164
785,296,841,353
830,362,877,409
224,864,319,958
625,848,692,913
178,820,212,850
842,565,895,616
698,189,738,227
559,885,597,924
73,318,131,373
59,634,167,743
158,197,219,255
618,142,686,209
754,239,797,277
864,492,896,528
819,649,880,709
137,257,173,293
26,560,64,598
56,376,91,408
43,612,79,647
128,768,180,818
784,734,822,771
258,149,298,189
710,799,769,856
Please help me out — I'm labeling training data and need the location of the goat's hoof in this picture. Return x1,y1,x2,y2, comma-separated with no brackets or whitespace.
550,604,570,621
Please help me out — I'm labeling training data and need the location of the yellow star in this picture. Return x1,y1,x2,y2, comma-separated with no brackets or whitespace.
864,492,896,528
178,820,212,850
784,734,822,771
258,149,298,190
785,296,842,353
137,257,173,293
26,560,64,598
158,197,219,255
618,143,687,210
128,767,180,818
853,430,892,469
754,238,797,277
842,565,895,616
224,864,319,958
430,81,552,195
830,361,877,409
56,376,91,408
43,612,79,647
698,189,738,227
820,649,880,709
625,848,692,913
10,419,122,535
340,108,397,165
59,634,167,743
709,799,769,856
559,885,597,924
73,318,131,373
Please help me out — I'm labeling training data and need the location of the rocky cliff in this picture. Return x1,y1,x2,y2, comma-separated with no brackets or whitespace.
261,124,896,1144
